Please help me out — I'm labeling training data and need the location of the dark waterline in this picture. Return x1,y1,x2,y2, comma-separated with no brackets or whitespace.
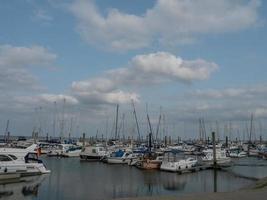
1,157,267,200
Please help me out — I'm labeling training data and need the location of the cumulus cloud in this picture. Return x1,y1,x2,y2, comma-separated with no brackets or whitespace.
70,0,261,51
191,85,267,99
178,85,267,121
0,44,57,91
71,52,217,105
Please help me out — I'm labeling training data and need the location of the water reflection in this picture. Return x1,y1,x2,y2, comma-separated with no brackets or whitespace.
3,157,265,200
0,175,48,200
213,169,218,193
161,173,186,191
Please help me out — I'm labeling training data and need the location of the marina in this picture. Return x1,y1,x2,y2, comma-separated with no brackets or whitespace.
1,0,267,199
0,134,267,199
0,156,267,200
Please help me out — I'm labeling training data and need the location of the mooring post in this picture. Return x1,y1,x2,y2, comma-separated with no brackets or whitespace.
212,132,217,168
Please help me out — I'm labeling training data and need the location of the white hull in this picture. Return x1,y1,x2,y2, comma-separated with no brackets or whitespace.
160,158,198,172
202,157,231,165
0,173,21,181
107,157,128,164
229,152,247,158
62,150,81,157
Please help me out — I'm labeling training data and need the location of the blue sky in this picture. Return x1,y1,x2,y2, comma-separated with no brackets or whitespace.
0,0,267,139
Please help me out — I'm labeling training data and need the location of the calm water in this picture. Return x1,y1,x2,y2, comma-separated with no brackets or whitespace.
1,157,267,200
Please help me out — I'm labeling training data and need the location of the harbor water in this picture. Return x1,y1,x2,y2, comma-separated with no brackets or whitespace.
1,157,267,200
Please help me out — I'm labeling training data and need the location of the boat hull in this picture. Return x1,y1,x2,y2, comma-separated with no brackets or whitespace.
80,155,101,161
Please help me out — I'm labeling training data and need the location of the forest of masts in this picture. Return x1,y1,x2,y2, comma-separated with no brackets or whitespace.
2,98,266,144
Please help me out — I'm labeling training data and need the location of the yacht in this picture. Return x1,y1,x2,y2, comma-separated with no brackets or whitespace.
228,146,247,158
0,144,37,161
80,146,107,161
202,148,231,165
47,144,81,157
0,153,50,180
160,152,198,172
106,149,131,164
61,145,82,157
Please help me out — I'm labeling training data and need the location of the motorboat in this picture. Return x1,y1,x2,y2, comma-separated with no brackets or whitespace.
0,144,37,161
47,144,81,157
0,153,50,180
160,151,198,172
228,146,247,158
62,145,82,157
202,148,231,166
80,146,107,161
46,144,64,157
106,149,131,164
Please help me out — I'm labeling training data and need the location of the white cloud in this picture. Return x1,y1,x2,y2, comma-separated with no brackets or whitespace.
192,85,267,99
70,0,261,51
0,44,57,91
177,85,267,121
37,94,79,105
71,52,217,105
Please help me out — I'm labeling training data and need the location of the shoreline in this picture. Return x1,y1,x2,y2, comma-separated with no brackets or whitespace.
116,177,267,200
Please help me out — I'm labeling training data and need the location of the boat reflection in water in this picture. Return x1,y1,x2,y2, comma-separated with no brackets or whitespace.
3,157,263,200
160,173,186,191
0,175,48,200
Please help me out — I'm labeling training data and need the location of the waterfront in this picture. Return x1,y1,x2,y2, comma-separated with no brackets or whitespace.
1,157,267,200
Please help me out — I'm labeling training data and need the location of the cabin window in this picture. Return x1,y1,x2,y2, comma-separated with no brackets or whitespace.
0,155,12,161
92,149,96,153
8,154,17,160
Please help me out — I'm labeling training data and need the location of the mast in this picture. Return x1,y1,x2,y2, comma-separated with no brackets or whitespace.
131,100,141,142
147,114,153,153
216,121,220,141
4,119,9,143
155,112,162,145
52,101,57,138
122,113,125,141
115,104,119,140
249,113,253,143
60,98,66,143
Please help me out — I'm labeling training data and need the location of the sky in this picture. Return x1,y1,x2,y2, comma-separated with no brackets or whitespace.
0,0,267,140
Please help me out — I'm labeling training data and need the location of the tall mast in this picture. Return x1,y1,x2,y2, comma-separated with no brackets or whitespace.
199,118,202,141
216,121,220,141
147,114,153,153
131,99,141,142
155,108,162,144
115,104,119,140
52,101,57,138
4,119,9,143
60,98,66,143
249,113,253,143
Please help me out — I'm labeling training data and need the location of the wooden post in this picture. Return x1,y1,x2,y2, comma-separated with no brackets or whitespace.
212,132,217,168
